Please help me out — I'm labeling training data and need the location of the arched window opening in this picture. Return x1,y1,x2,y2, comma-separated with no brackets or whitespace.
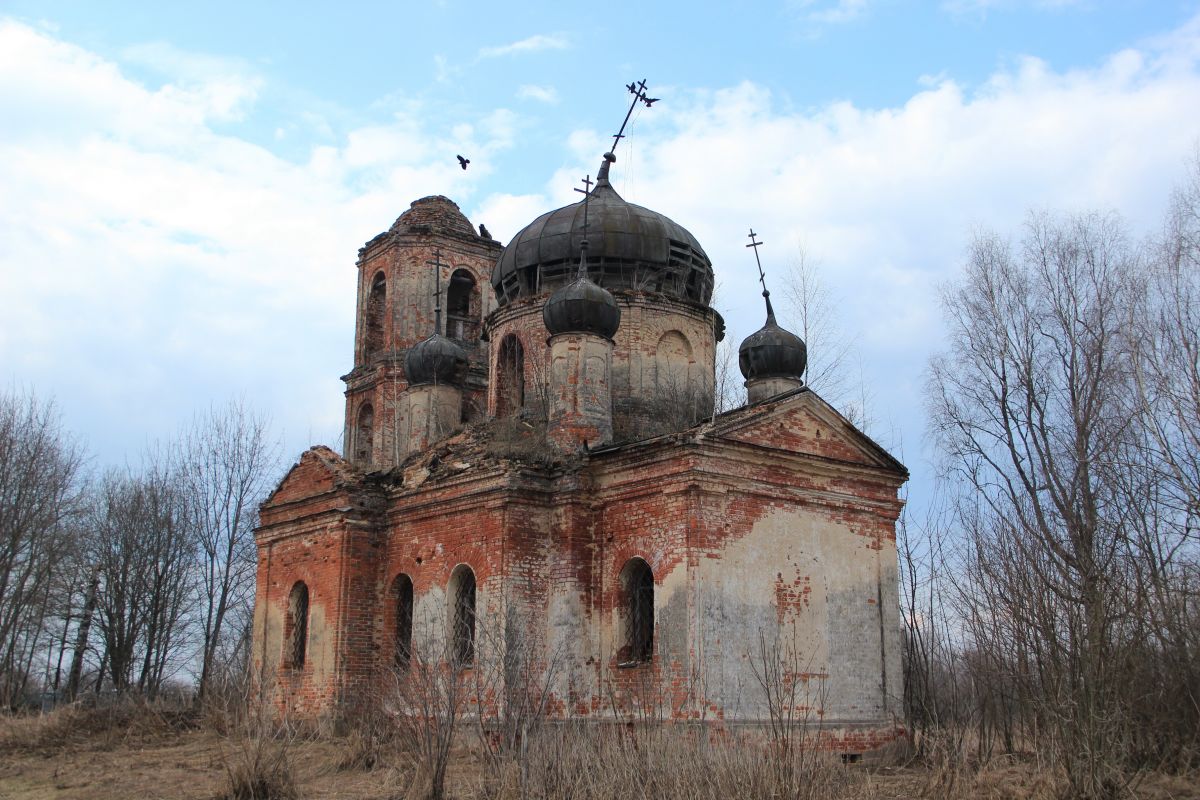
446,269,479,342
619,559,654,666
287,582,310,669
364,272,387,360
355,403,374,465
393,574,414,670
496,335,525,417
449,566,476,667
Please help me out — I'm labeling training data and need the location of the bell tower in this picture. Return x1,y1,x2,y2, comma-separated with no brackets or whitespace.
342,196,501,469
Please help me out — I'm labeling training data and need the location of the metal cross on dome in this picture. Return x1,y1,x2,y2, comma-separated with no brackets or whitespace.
428,248,444,333
573,174,593,276
609,78,659,155
747,228,777,319
746,228,769,295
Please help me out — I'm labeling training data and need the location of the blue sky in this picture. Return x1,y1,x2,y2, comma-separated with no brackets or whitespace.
3,0,1200,508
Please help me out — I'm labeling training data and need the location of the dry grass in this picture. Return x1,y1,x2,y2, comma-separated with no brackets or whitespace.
3,706,1198,799
0,697,197,754
467,724,874,800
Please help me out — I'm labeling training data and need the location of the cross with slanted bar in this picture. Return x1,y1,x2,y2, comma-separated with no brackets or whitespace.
573,175,594,276
610,79,656,155
746,228,770,294
428,248,444,332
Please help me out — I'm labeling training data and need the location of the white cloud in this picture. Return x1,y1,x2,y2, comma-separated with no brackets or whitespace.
3,11,1200,493
0,19,517,464
517,84,559,103
477,33,568,60
474,18,1200,462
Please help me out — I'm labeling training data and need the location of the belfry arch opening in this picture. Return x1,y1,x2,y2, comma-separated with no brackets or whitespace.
619,558,654,666
354,403,374,465
446,269,479,342
363,271,386,360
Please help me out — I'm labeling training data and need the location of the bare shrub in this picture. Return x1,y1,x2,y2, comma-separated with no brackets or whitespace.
215,703,299,800
470,724,868,800
378,624,469,800
483,417,559,465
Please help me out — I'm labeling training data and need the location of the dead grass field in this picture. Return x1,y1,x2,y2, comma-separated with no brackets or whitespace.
1,707,1197,800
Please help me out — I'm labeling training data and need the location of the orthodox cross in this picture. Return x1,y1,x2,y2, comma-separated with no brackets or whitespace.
573,174,593,276
746,228,776,318
609,78,658,155
428,248,444,334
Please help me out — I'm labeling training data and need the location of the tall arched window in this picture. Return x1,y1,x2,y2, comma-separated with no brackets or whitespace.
363,272,387,360
287,581,310,669
619,559,654,666
355,403,374,465
392,574,413,670
496,335,525,417
446,269,479,342
449,565,476,667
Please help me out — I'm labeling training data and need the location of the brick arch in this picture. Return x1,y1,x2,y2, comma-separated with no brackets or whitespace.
363,271,387,360
494,334,525,417
654,330,694,393
390,573,414,670
354,402,374,465
446,268,480,342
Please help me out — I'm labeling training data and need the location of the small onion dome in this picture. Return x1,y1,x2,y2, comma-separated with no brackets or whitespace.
738,306,807,382
543,275,621,338
404,333,467,385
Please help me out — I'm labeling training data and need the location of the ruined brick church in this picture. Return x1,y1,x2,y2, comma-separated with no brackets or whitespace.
252,142,908,750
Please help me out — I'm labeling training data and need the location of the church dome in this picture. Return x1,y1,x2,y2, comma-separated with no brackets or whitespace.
543,273,621,338
405,332,467,385
738,302,807,382
391,196,477,238
492,158,714,307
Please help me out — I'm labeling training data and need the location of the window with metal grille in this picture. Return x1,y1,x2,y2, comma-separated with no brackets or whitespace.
287,582,309,669
620,559,653,665
450,566,476,667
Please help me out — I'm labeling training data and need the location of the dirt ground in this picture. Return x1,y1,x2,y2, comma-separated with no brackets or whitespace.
1,711,1197,800
0,727,403,800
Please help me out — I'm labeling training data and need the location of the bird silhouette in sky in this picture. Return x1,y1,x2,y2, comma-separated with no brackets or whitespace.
643,97,659,106
457,155,470,170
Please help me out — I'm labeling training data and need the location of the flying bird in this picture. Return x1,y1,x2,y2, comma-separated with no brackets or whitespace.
457,155,470,170
643,97,659,106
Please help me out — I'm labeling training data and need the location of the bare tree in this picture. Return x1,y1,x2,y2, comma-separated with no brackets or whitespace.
183,399,279,704
0,389,86,707
779,245,859,416
89,461,194,695
926,210,1158,796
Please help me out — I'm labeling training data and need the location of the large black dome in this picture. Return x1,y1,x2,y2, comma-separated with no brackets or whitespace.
492,166,713,307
